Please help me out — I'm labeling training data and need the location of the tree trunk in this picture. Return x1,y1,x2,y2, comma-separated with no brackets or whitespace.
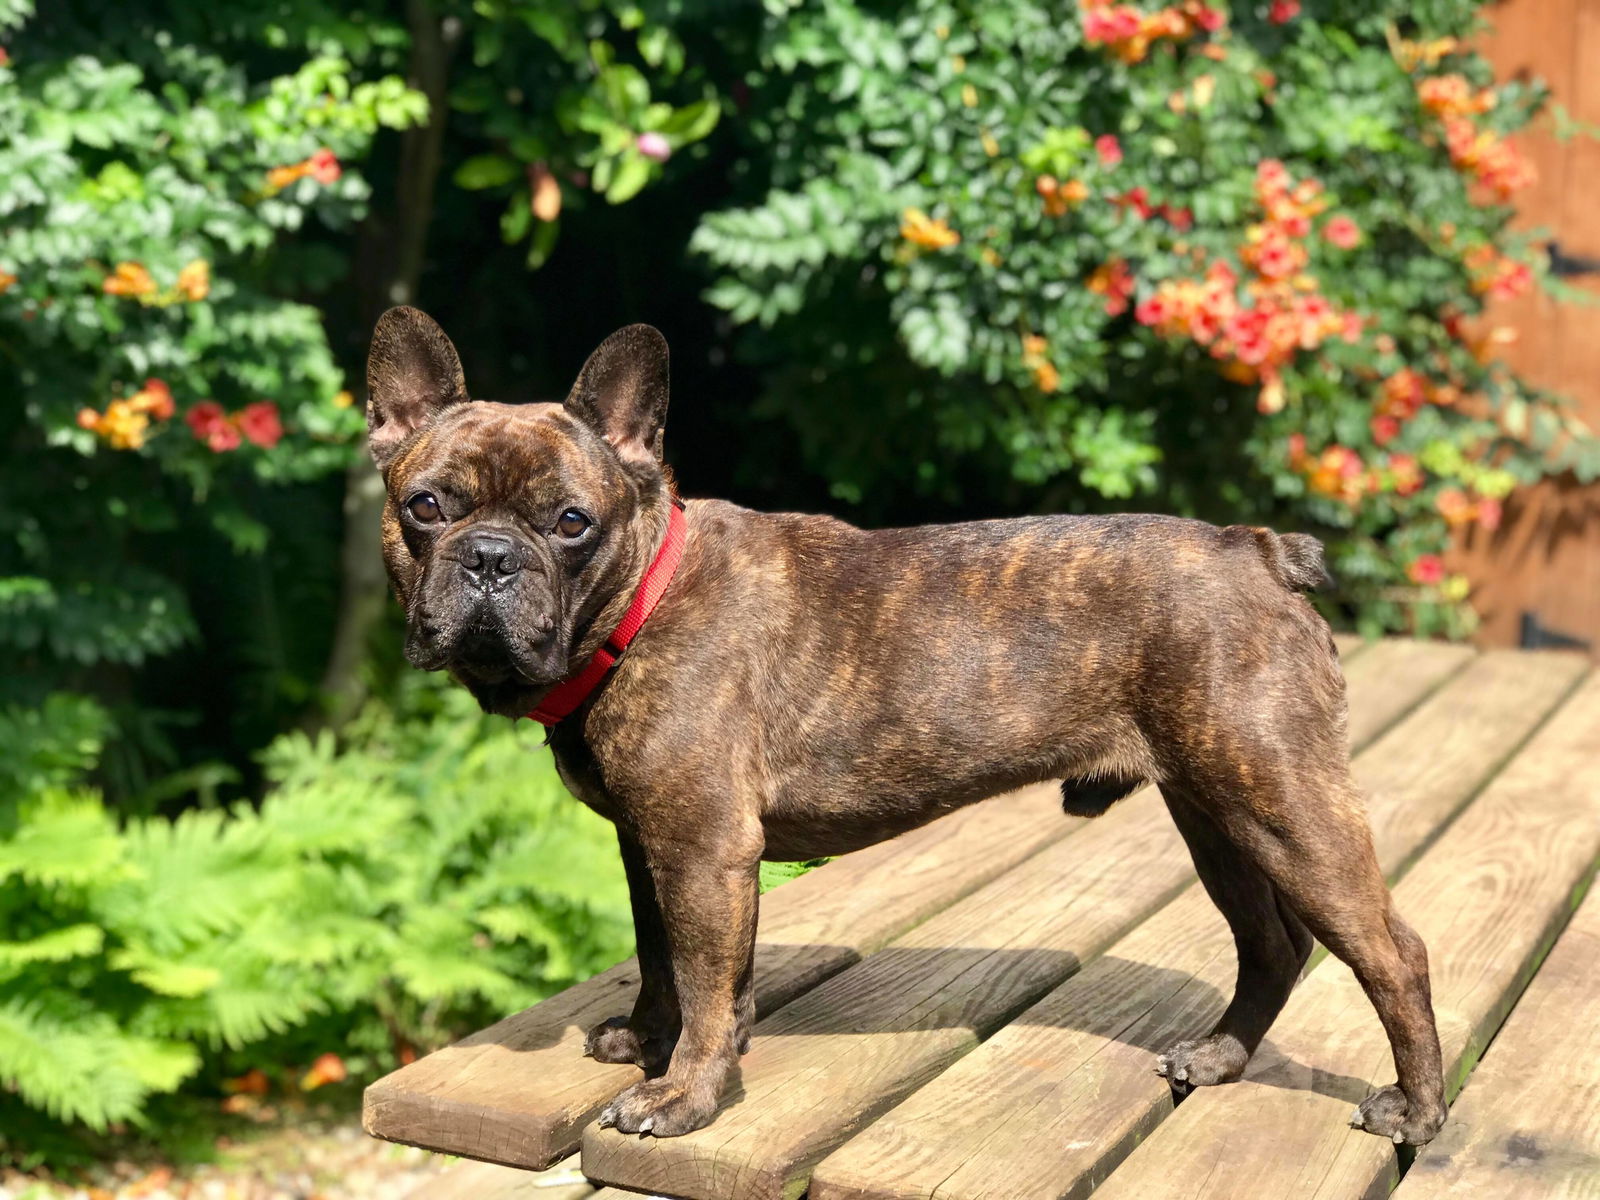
316,0,459,727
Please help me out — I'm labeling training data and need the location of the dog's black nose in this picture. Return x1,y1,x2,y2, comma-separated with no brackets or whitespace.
459,531,524,582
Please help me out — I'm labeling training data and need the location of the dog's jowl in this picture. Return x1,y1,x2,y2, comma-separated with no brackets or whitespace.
364,306,1447,1146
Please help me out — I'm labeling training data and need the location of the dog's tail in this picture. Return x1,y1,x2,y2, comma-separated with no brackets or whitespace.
1228,526,1331,593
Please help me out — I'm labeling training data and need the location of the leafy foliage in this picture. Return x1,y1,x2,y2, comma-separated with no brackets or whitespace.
690,0,1600,635
0,1,420,780
0,676,629,1156
1,0,1594,1169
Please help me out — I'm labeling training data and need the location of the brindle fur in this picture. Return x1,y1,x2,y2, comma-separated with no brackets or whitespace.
364,306,1447,1145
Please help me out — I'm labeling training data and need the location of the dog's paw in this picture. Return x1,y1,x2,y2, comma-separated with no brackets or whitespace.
583,1017,674,1070
1349,1083,1445,1146
595,1077,717,1137
1154,1034,1249,1091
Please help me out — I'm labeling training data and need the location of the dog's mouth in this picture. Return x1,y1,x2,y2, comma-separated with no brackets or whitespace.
449,628,522,684
407,607,573,716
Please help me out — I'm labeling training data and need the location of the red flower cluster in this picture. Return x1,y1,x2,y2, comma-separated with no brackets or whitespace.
1412,73,1533,203
1268,0,1300,23
1095,134,1123,167
77,379,176,450
1436,486,1502,530
301,1052,348,1091
1387,453,1425,496
1136,161,1360,412
1241,222,1307,281
1369,368,1460,445
1442,118,1535,203
1417,75,1494,119
1323,215,1361,250
1287,436,1425,506
265,148,342,193
1253,158,1326,236
1021,334,1061,393
1080,0,1224,63
1464,244,1533,300
1036,175,1089,217
1287,435,1367,503
1112,186,1192,229
1087,258,1136,316
1407,554,1446,586
185,400,284,452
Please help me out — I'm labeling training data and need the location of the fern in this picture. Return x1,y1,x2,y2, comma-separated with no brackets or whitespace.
93,807,278,954
0,790,126,887
0,693,111,795
0,674,633,1156
0,1001,198,1130
0,924,105,969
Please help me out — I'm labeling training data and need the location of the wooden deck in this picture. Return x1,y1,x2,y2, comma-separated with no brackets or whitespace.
368,638,1600,1200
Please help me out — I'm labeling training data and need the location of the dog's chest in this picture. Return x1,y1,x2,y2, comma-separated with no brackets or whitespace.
549,742,624,824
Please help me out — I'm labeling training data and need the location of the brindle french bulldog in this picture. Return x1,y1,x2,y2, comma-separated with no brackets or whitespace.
364,306,1446,1146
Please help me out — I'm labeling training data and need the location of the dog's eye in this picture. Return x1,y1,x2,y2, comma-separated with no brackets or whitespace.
406,492,443,524
555,509,591,538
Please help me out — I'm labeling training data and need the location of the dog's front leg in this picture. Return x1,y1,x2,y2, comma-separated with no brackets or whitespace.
585,831,681,1071
596,817,761,1137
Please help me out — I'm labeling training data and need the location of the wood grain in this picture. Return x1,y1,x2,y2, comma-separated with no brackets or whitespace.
1088,667,1600,1200
581,789,1195,1200
1332,632,1368,660
407,1157,594,1200
807,650,1585,1200
1455,0,1600,653
1336,639,1473,751
1397,885,1600,1200
578,640,1473,1200
364,780,1075,1169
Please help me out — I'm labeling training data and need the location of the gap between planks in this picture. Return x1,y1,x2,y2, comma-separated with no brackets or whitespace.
1086,664,1600,1200
580,641,1476,1200
364,774,1078,1169
807,649,1586,1200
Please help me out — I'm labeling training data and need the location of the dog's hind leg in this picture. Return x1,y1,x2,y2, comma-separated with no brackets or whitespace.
1177,756,1445,1144
1156,784,1313,1088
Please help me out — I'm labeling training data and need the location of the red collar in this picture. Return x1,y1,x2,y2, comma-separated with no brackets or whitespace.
528,500,688,727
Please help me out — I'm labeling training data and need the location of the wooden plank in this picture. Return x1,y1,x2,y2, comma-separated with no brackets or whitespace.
408,1157,593,1200
1085,667,1600,1200
578,640,1471,1200
1336,639,1473,751
807,650,1586,1200
1397,884,1600,1199
581,790,1195,1200
364,780,1077,1169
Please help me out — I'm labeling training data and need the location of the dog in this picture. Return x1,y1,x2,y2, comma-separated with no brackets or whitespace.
364,306,1446,1146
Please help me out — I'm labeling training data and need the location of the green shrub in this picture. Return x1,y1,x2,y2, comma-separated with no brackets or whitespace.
687,0,1600,636
0,0,422,787
0,676,629,1161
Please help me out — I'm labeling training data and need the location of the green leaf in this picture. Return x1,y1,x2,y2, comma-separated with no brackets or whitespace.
656,98,721,144
605,152,652,204
0,925,105,969
0,791,125,886
453,153,520,190
109,951,222,998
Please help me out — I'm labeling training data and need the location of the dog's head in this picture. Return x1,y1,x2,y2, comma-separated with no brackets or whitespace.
365,306,673,717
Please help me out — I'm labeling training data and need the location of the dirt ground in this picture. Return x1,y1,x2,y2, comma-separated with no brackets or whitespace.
0,1121,456,1200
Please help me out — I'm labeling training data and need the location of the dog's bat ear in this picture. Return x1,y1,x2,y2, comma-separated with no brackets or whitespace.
366,306,468,471
564,324,669,467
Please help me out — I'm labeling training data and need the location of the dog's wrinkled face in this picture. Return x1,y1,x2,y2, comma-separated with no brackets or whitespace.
365,307,671,717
